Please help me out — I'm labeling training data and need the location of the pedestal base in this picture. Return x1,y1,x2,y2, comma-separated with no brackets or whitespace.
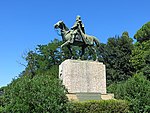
66,93,114,101
59,60,114,101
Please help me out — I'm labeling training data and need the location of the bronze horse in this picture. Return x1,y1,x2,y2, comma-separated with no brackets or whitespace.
54,21,100,60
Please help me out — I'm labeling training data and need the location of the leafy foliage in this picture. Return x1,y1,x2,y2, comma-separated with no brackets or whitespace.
100,32,134,85
23,39,63,78
134,21,150,42
130,40,150,80
108,73,150,112
0,87,5,112
0,39,70,112
68,100,129,113
131,21,150,80
2,73,68,113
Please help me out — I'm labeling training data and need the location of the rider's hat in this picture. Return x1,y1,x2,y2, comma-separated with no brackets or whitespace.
76,15,81,22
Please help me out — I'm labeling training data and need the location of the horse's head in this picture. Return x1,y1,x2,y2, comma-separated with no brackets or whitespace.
54,21,69,31
54,21,64,30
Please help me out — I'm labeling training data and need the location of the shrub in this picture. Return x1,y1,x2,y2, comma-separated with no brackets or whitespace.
0,106,4,113
108,73,150,112
68,100,129,113
3,74,68,113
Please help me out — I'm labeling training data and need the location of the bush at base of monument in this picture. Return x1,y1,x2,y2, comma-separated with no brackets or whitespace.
2,75,68,113
108,73,150,112
0,106,4,113
68,100,129,113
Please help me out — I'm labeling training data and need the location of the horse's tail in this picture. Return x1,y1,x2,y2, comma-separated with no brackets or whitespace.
93,37,104,51
93,37,100,47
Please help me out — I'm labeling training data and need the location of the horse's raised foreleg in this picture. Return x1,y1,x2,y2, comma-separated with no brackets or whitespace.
61,40,70,48
61,41,73,59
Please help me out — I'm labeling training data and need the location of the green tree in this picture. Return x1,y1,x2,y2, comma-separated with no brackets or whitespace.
131,21,150,80
100,32,134,85
0,86,5,112
108,73,150,112
134,21,150,43
23,39,63,78
130,40,150,80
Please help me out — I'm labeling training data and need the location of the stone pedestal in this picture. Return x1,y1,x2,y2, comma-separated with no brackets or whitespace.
59,59,113,101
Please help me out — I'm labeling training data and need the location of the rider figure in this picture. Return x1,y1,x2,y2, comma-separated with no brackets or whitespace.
71,15,86,43
71,15,85,34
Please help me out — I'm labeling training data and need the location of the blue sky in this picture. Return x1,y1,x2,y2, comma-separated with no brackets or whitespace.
0,0,150,87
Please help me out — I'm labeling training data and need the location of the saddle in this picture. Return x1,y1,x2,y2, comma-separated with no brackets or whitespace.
70,27,91,45
74,32,83,42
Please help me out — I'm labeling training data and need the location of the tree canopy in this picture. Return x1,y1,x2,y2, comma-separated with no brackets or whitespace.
134,21,150,42
131,40,150,80
100,32,134,85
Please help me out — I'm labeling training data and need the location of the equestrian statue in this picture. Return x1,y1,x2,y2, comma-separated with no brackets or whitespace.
54,15,101,60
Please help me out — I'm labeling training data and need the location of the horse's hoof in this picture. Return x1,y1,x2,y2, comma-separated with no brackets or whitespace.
78,57,81,60
71,57,74,59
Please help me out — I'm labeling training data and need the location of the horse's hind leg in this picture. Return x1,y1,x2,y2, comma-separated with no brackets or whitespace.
93,47,98,61
88,46,98,61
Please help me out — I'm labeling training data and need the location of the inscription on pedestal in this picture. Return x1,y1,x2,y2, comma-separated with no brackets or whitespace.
59,60,106,94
